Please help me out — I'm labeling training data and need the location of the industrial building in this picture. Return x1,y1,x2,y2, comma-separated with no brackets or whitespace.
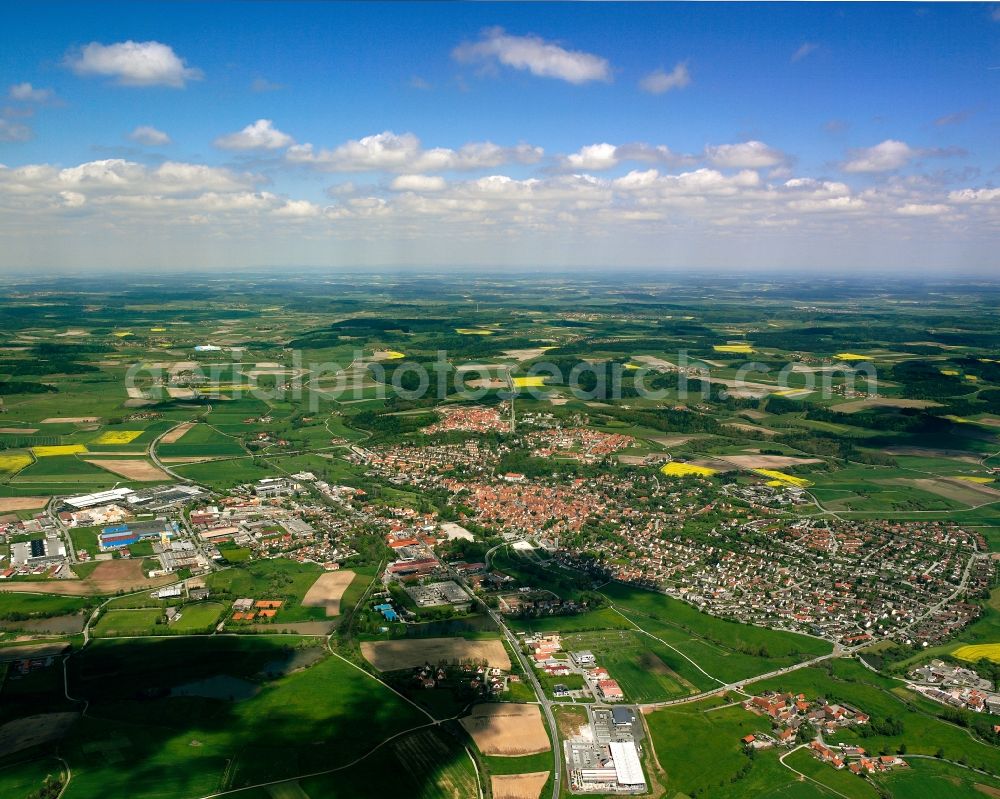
10,535,66,567
63,488,135,511
404,580,472,610
254,478,299,498
99,520,178,551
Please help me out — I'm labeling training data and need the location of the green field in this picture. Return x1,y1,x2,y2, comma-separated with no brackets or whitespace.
91,608,163,637
206,561,328,623
51,637,428,798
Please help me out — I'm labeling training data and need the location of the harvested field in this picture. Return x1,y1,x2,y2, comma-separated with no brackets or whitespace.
40,416,98,423
0,712,79,758
245,621,336,635
0,560,172,596
882,446,982,463
491,773,550,799
160,423,195,444
503,348,555,361
0,613,87,635
361,637,511,672
718,455,821,469
647,435,701,447
884,477,1000,506
0,427,38,434
723,423,778,437
0,642,70,662
83,459,171,481
831,398,940,413
166,387,197,399
301,570,355,617
0,497,48,511
460,704,550,756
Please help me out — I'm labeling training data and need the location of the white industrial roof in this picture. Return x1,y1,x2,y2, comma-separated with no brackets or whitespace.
609,741,646,788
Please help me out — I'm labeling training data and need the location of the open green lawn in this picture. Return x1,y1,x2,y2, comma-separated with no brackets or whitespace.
206,560,327,623
55,637,429,798
91,608,163,637
0,756,66,799
752,659,1000,775
169,601,226,632
876,757,1000,798
645,698,776,797
784,748,879,799
172,457,274,490
601,582,832,686
560,628,698,701
0,592,95,620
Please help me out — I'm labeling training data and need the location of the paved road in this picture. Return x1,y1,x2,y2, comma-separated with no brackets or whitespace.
485,606,562,799
148,421,196,483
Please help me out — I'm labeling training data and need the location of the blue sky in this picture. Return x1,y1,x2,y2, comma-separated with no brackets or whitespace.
1,1,998,272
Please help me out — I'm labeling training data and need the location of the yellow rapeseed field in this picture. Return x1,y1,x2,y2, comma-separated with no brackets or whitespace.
512,376,547,388
0,453,32,473
661,462,717,478
32,444,88,457
714,344,753,354
754,469,813,488
93,430,143,445
954,644,1000,664
834,353,868,361
954,476,995,484
455,328,495,335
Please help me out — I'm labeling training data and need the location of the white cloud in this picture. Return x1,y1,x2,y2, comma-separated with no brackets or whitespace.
639,63,691,94
706,141,786,169
0,119,31,142
791,42,818,63
8,82,53,103
452,27,611,84
0,159,256,198
564,143,620,171
59,191,86,208
948,187,1000,203
128,125,171,146
214,119,293,151
66,41,202,88
841,139,915,173
557,142,685,171
897,203,949,216
288,131,542,173
391,174,447,192
272,199,321,218
788,195,866,213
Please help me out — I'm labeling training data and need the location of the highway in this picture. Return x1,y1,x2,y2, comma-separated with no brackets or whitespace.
484,604,562,799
